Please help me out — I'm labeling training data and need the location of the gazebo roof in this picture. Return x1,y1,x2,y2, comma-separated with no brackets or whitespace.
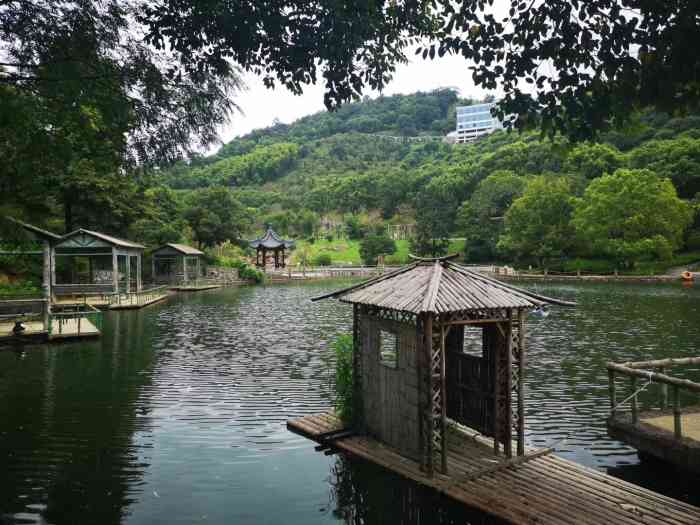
249,227,295,249
313,257,575,314
5,217,62,242
58,228,145,250
153,243,204,256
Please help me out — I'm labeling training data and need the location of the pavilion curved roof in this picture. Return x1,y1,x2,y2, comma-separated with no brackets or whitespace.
249,227,295,249
313,257,575,314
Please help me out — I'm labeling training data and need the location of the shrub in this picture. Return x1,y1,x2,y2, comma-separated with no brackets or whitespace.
333,334,354,425
686,230,700,251
216,256,264,283
314,253,332,266
359,234,397,265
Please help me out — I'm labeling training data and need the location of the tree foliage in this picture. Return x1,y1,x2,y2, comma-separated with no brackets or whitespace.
499,177,576,264
572,169,693,266
184,187,250,248
359,233,397,265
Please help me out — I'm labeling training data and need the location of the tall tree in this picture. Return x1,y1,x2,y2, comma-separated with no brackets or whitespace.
498,176,575,265
184,187,250,248
572,169,693,267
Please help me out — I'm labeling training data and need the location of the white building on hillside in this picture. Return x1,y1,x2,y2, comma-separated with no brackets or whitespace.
455,102,503,143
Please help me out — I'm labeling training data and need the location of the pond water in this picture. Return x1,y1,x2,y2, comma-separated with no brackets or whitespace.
1,280,699,525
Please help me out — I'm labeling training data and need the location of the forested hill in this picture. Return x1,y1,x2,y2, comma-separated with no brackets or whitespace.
160,89,476,189
155,88,700,270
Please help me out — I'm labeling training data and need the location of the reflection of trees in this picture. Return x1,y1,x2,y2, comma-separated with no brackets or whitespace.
328,454,508,525
0,309,157,525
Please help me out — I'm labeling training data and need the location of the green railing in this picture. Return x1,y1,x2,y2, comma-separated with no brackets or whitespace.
48,304,103,337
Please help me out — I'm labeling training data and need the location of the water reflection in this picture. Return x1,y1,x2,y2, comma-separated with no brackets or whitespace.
0,280,699,524
329,455,507,525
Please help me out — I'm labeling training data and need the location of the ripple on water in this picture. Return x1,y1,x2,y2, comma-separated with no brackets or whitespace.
1,281,700,524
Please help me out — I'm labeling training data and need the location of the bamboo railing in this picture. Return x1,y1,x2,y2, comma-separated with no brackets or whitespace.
607,357,700,440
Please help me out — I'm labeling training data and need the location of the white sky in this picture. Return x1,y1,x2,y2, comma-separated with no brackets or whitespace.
217,52,501,147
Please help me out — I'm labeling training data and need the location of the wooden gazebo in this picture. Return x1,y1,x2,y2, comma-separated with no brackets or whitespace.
249,227,295,269
52,229,144,297
151,243,204,284
312,256,574,476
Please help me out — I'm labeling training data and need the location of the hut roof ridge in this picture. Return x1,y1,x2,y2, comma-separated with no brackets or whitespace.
62,228,145,249
155,243,204,255
312,260,576,314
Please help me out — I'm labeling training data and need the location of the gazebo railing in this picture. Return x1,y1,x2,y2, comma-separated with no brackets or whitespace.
607,357,700,440
48,304,103,337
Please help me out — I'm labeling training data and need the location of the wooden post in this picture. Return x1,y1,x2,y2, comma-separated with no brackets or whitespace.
424,313,434,476
136,254,142,292
608,369,616,416
673,386,682,439
493,324,501,456
659,367,668,410
517,311,526,456
630,376,638,425
112,250,119,295
126,254,131,294
440,322,448,474
183,256,188,284
505,314,513,459
196,257,201,284
152,257,156,283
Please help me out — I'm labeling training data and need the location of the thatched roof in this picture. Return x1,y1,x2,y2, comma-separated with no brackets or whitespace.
313,258,575,314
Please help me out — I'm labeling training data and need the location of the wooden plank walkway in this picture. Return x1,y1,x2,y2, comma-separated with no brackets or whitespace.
109,293,169,310
169,285,221,292
288,413,700,525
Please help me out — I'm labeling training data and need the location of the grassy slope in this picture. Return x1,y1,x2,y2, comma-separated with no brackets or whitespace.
290,239,465,266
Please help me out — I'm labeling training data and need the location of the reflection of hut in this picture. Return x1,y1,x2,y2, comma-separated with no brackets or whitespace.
249,227,294,269
312,256,573,475
151,244,205,284
53,229,144,297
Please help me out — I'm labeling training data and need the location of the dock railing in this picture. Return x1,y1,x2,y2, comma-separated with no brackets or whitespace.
0,298,49,334
48,304,103,337
607,357,700,440
108,285,169,307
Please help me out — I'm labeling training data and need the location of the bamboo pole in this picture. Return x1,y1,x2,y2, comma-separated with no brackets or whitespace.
606,362,700,393
620,356,700,369
659,367,668,410
630,376,638,425
673,386,682,439
440,322,447,474
608,369,616,416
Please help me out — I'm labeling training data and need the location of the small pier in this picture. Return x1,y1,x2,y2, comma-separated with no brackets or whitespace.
607,357,700,474
289,413,700,525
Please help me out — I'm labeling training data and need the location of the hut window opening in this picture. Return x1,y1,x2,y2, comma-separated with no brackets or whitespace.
379,330,398,369
462,326,483,357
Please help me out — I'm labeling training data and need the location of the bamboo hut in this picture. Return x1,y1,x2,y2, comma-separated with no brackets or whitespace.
313,255,574,476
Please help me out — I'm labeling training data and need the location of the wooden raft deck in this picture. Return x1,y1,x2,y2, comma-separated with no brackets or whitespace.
608,409,700,474
288,413,700,525
49,318,100,339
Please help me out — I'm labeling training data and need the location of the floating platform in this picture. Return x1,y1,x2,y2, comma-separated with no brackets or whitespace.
0,319,100,342
48,317,100,339
608,409,700,474
108,293,169,310
288,413,700,525
0,321,47,342
169,285,221,292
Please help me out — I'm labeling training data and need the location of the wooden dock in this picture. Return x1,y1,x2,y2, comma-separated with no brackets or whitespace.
169,284,221,292
608,408,700,473
288,413,700,525
0,321,47,341
49,317,100,339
